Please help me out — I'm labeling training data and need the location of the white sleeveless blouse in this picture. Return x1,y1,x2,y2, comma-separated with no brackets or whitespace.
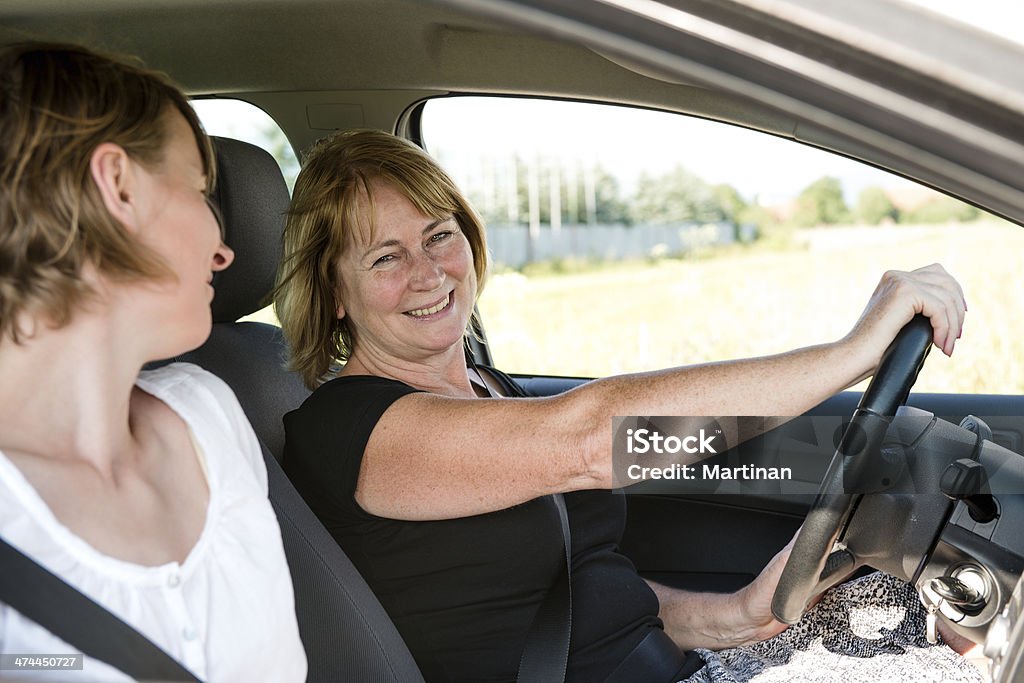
0,363,307,681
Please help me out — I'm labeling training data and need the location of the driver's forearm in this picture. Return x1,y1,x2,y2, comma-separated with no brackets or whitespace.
646,580,768,651
571,339,869,422
559,339,871,488
564,338,867,462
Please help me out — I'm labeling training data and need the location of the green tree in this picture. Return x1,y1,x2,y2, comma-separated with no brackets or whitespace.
856,186,898,225
633,165,725,224
712,184,748,223
511,160,631,226
257,119,300,190
791,176,849,227
592,166,631,225
520,160,630,225
737,204,777,234
901,196,980,224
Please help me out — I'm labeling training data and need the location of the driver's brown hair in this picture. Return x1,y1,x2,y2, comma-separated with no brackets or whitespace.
274,128,489,388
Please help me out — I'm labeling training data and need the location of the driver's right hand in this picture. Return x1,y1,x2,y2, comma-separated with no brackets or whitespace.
843,263,967,373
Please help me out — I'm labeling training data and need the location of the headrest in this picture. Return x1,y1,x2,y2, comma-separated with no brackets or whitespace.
208,136,291,323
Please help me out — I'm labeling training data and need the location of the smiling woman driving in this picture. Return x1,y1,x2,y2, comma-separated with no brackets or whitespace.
275,128,980,683
0,43,306,681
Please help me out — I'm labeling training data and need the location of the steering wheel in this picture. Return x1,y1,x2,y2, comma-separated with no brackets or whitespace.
771,314,935,624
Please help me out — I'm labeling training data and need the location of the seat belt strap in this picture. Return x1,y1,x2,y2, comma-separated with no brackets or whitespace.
0,537,201,682
468,363,573,682
516,492,572,683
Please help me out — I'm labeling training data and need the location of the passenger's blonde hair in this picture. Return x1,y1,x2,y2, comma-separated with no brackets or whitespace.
275,129,488,388
0,42,214,342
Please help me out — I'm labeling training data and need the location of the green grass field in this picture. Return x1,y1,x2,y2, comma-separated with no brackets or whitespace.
478,220,1024,394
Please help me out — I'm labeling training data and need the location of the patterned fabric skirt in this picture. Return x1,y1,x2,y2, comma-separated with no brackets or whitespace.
683,572,987,683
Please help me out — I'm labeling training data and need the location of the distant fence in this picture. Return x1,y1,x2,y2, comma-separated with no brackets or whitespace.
485,221,755,269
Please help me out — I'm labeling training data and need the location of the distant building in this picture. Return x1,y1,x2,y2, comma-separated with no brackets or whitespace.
884,185,942,211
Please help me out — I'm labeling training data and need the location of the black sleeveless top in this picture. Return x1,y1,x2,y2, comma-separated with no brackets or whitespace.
282,367,664,682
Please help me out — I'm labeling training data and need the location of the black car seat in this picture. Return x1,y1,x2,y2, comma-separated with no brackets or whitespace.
174,136,425,682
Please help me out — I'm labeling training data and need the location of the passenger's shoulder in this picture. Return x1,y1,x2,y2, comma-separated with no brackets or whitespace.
137,362,249,437
138,361,234,401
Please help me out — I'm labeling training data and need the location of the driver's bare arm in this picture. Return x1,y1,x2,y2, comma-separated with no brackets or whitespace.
360,340,879,519
648,533,798,651
356,264,967,520
846,263,966,364
647,583,774,652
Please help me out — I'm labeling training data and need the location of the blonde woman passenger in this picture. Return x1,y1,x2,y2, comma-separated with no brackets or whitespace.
0,43,306,681
276,129,977,682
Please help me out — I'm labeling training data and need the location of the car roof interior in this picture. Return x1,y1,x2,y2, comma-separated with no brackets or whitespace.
5,0,1023,226
0,0,798,161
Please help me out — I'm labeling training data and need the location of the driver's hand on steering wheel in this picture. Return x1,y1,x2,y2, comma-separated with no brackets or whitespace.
734,530,824,645
738,527,859,646
845,264,967,373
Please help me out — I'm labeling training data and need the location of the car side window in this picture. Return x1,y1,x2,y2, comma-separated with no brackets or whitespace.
192,98,300,190
420,96,1023,395
192,98,297,324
